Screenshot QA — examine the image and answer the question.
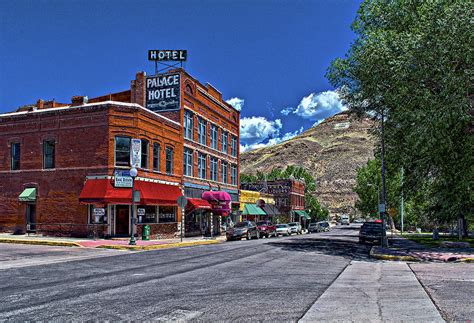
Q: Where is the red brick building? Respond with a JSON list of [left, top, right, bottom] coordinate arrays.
[[0, 68, 239, 238]]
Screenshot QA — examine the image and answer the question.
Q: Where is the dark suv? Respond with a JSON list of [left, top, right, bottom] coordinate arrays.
[[226, 221, 259, 241], [359, 222, 383, 244]]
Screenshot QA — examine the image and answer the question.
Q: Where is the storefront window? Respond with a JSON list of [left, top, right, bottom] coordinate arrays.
[[138, 205, 157, 223], [159, 206, 176, 223], [89, 206, 108, 224], [115, 136, 130, 166]]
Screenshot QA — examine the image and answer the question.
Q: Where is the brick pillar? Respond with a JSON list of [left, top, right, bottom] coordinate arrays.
[[131, 71, 146, 108]]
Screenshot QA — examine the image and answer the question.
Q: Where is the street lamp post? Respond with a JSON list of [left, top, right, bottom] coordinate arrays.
[[129, 167, 138, 245]]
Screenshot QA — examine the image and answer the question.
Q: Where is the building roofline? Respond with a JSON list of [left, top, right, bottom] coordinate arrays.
[[0, 101, 181, 127]]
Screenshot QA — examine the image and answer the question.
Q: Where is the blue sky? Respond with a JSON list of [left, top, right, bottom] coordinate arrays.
[[0, 0, 361, 151]]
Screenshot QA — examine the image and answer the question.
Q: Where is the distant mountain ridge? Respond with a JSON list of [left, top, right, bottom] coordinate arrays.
[[240, 112, 376, 216]]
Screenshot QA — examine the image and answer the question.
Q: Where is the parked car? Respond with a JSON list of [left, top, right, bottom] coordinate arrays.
[[317, 221, 331, 232], [340, 214, 350, 225], [275, 224, 291, 236], [226, 221, 259, 241], [359, 222, 383, 244], [256, 221, 277, 238], [288, 222, 302, 235], [308, 222, 319, 233]]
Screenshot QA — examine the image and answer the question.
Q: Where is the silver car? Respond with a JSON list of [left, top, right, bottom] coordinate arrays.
[[275, 224, 291, 236], [288, 222, 302, 234]]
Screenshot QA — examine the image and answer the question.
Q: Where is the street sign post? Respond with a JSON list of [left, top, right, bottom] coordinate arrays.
[[177, 196, 188, 242]]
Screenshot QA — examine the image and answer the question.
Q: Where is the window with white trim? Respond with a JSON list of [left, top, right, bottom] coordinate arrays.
[[210, 157, 218, 181], [184, 148, 193, 176], [184, 110, 194, 140], [198, 153, 207, 179]]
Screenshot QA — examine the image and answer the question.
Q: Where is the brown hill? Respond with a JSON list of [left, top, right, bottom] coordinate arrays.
[[240, 112, 376, 216]]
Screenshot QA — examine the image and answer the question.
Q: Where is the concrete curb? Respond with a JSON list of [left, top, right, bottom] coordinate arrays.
[[96, 239, 221, 251], [369, 246, 421, 262], [0, 238, 82, 248], [457, 257, 474, 263]]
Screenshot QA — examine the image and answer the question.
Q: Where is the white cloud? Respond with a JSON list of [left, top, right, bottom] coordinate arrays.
[[226, 97, 244, 111], [280, 106, 294, 116], [280, 90, 347, 121], [240, 116, 282, 145], [240, 126, 304, 152]]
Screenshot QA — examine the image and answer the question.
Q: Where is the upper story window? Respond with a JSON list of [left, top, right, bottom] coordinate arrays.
[[166, 147, 174, 175], [10, 142, 20, 170], [153, 143, 160, 171], [184, 110, 194, 140], [115, 136, 130, 167], [231, 164, 238, 185], [198, 118, 207, 145], [210, 157, 218, 182], [184, 148, 193, 176], [221, 131, 228, 153], [231, 135, 238, 157], [211, 125, 218, 150], [141, 139, 149, 169], [221, 161, 228, 183], [43, 139, 55, 169], [198, 153, 207, 179]]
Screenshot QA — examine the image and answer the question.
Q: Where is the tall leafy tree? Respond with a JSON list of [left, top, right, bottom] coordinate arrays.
[[328, 1, 473, 235]]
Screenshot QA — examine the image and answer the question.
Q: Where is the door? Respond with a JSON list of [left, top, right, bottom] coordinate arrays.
[[26, 204, 36, 232], [115, 206, 129, 236]]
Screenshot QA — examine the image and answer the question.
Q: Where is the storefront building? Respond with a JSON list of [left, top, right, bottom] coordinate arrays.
[[0, 67, 240, 239], [0, 99, 183, 238]]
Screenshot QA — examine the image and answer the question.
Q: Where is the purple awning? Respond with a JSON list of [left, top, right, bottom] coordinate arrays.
[[202, 191, 231, 215]]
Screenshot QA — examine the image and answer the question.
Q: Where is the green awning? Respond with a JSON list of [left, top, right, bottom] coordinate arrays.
[[19, 188, 36, 202], [294, 210, 311, 220], [242, 204, 266, 216]]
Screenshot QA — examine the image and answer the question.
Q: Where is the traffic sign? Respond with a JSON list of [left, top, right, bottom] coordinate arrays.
[[177, 195, 188, 208]]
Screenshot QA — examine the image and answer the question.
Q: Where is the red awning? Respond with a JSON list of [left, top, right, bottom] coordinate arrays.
[[79, 179, 181, 205], [186, 198, 212, 211]]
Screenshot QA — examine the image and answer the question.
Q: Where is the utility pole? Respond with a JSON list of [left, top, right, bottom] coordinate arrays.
[[380, 108, 388, 248], [400, 167, 404, 235]]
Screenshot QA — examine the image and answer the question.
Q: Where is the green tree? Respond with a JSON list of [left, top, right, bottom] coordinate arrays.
[[328, 0, 473, 235]]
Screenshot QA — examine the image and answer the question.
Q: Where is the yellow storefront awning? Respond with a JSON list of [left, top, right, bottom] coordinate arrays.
[[19, 188, 36, 202]]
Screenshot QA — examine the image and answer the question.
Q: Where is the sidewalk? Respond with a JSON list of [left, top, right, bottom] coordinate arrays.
[[371, 235, 474, 262], [0, 233, 224, 251], [300, 261, 444, 322]]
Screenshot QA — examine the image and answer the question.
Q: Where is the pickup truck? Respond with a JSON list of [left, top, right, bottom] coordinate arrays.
[[256, 221, 277, 238]]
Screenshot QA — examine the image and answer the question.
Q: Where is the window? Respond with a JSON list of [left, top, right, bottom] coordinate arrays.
[[43, 139, 55, 169], [153, 143, 160, 171], [221, 131, 228, 153], [138, 205, 157, 223], [159, 206, 176, 223], [231, 164, 238, 185], [210, 157, 218, 181], [198, 153, 207, 179], [88, 206, 108, 224], [184, 110, 194, 140], [211, 125, 218, 150], [166, 147, 174, 174], [141, 139, 149, 169], [115, 136, 130, 166], [221, 161, 228, 183], [198, 118, 207, 145], [231, 136, 238, 157], [184, 148, 193, 176], [10, 142, 20, 170]]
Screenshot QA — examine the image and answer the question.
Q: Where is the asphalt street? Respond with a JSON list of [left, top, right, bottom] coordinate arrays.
[[0, 225, 371, 321]]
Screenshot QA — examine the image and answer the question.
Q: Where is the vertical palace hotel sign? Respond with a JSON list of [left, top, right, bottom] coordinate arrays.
[[146, 50, 187, 112]]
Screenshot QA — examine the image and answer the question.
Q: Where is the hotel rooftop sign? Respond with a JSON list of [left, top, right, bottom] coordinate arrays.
[[148, 50, 187, 61]]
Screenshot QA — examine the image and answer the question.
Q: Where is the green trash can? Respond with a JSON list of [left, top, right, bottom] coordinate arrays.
[[142, 224, 150, 241]]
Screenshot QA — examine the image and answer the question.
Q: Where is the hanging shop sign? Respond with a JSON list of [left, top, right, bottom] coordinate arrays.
[[148, 50, 187, 61], [114, 169, 133, 188], [130, 139, 142, 168], [146, 73, 181, 112]]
